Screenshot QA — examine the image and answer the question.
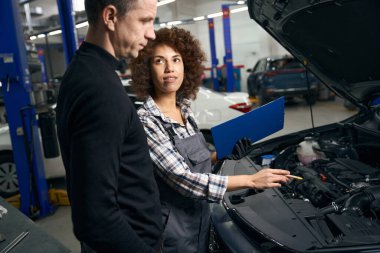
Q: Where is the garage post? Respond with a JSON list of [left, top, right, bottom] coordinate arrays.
[[0, 1, 52, 217]]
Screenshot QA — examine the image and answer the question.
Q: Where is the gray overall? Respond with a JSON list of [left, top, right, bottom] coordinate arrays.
[[156, 116, 212, 253]]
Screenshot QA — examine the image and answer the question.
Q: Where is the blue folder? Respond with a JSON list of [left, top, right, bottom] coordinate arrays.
[[211, 96, 285, 159]]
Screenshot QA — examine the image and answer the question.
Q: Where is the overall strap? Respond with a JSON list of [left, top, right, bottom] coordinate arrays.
[[187, 116, 199, 132], [161, 116, 199, 145], [162, 122, 177, 145]]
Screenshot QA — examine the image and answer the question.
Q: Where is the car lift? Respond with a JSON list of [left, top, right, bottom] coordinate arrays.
[[208, 4, 237, 92], [57, 0, 78, 65], [0, 1, 53, 217], [0, 0, 79, 218], [0, 0, 78, 218]]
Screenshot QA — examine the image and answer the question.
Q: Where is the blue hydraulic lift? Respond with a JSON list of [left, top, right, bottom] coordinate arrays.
[[222, 5, 235, 92], [0, 1, 52, 217], [57, 0, 78, 65], [208, 18, 219, 91], [207, 4, 237, 92]]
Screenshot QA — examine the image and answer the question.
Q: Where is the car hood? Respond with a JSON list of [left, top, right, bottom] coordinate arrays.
[[247, 0, 380, 108]]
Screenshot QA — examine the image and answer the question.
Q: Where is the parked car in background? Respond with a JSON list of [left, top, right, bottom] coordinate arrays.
[[211, 0, 380, 252], [190, 87, 252, 151], [0, 82, 251, 197], [247, 55, 320, 105]]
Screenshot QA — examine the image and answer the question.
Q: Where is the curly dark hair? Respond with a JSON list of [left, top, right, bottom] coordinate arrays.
[[130, 27, 207, 101]]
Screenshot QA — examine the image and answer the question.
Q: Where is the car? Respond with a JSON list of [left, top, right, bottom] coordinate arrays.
[[0, 123, 66, 198], [210, 0, 380, 253], [0, 83, 251, 197], [247, 55, 320, 105]]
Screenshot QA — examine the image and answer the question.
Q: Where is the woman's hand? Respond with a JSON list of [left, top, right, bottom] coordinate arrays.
[[227, 168, 290, 191]]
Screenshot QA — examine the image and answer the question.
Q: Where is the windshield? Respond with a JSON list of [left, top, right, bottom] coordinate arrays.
[[269, 58, 304, 70]]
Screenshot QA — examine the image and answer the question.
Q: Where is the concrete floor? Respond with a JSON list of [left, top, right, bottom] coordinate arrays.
[[33, 97, 357, 253]]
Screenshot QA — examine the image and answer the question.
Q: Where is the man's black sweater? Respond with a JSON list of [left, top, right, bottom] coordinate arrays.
[[56, 42, 162, 253]]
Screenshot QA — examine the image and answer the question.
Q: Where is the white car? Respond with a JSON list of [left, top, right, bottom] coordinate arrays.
[[0, 124, 66, 197], [0, 87, 251, 197], [191, 87, 252, 151]]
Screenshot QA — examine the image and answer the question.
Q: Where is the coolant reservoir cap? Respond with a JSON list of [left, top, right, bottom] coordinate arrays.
[[261, 154, 275, 166]]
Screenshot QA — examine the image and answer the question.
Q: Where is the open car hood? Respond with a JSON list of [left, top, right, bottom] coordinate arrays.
[[247, 0, 380, 108]]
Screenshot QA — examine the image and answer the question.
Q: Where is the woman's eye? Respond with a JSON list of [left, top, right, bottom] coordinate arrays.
[[155, 58, 165, 64], [173, 58, 181, 63]]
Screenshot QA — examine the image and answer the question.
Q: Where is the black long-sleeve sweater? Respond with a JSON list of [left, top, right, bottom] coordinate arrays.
[[56, 42, 162, 253]]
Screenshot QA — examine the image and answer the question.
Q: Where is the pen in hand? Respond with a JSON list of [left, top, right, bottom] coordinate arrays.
[[286, 175, 303, 180]]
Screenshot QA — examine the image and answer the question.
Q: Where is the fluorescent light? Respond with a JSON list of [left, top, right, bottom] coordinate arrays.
[[157, 0, 175, 6], [73, 0, 85, 12], [231, 6, 248, 13], [48, 30, 62, 36], [237, 1, 245, 4], [167, 20, 182, 26], [37, 34, 46, 38], [30, 35, 37, 40], [207, 12, 223, 18], [76, 21, 88, 28], [193, 16, 205, 21]]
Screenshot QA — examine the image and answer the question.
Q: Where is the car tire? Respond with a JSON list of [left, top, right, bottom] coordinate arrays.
[[0, 151, 19, 198], [247, 80, 256, 97], [202, 131, 216, 152], [258, 89, 269, 106]]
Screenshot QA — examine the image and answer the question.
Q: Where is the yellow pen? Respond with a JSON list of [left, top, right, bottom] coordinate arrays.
[[286, 175, 303, 180]]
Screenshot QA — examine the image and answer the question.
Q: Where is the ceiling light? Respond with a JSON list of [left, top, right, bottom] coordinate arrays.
[[237, 1, 246, 4], [30, 35, 37, 40], [207, 12, 223, 18], [230, 6, 248, 13], [37, 34, 46, 38], [167, 20, 182, 26], [193, 16, 205, 21], [76, 21, 88, 28], [157, 0, 176, 7], [72, 0, 85, 12], [48, 30, 62, 36]]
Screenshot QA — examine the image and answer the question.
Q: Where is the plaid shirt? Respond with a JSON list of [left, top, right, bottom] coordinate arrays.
[[137, 96, 228, 202]]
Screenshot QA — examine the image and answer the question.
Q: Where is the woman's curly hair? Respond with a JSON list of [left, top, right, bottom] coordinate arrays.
[[130, 27, 206, 101]]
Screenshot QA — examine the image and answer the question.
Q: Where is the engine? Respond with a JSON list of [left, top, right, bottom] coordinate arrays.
[[273, 134, 380, 220]]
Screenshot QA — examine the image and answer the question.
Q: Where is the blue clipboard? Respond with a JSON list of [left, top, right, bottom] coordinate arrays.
[[211, 96, 285, 159]]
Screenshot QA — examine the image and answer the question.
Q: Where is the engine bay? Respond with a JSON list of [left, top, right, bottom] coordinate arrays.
[[249, 122, 380, 246]]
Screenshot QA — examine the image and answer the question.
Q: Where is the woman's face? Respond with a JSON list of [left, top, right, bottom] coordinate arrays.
[[150, 44, 184, 96]]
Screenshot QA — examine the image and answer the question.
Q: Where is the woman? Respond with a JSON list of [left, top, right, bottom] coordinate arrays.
[[130, 27, 290, 253]]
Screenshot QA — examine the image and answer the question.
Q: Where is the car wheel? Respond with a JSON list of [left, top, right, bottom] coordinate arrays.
[[247, 80, 256, 97], [0, 151, 19, 198], [202, 131, 216, 152], [258, 89, 269, 106]]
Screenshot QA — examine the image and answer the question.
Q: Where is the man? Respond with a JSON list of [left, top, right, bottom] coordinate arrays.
[[56, 0, 162, 252]]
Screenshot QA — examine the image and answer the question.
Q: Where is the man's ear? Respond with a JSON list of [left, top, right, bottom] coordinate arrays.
[[102, 5, 118, 31]]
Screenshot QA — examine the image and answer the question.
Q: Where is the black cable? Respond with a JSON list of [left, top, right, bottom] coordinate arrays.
[[305, 68, 316, 136]]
